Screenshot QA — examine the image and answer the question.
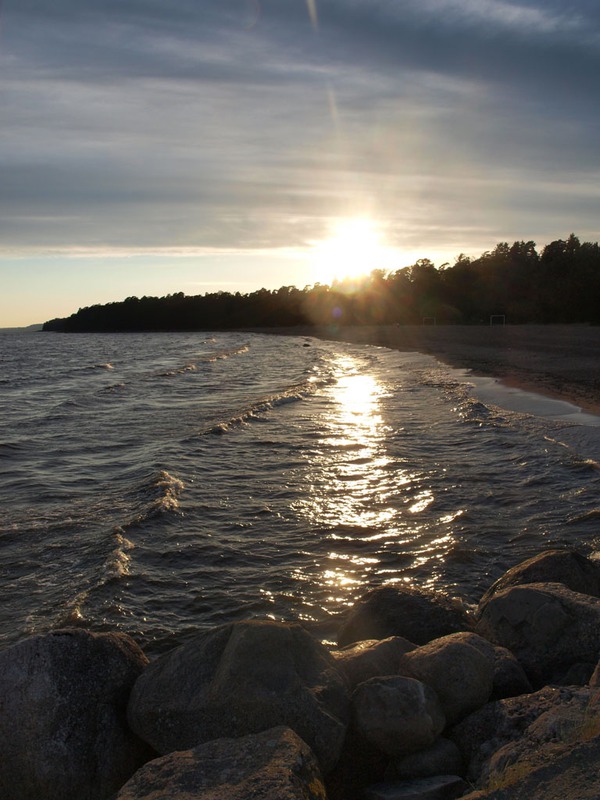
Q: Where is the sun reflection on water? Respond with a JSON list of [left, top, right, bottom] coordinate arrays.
[[294, 355, 462, 609]]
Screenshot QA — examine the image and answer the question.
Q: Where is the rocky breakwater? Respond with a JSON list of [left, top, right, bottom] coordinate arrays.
[[2, 549, 600, 800]]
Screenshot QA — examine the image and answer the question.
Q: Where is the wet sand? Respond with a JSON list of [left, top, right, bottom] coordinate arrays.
[[271, 325, 600, 415]]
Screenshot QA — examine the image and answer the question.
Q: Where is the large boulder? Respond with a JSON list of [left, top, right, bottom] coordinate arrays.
[[455, 686, 600, 799], [332, 636, 417, 689], [398, 633, 494, 724], [476, 582, 600, 685], [460, 737, 600, 800], [352, 676, 446, 756], [479, 549, 600, 607], [127, 620, 349, 773], [450, 685, 592, 785], [337, 586, 472, 648], [433, 631, 531, 701], [114, 726, 327, 800], [0, 629, 151, 800]]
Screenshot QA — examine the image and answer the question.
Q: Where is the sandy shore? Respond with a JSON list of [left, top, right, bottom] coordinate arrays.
[[264, 325, 600, 415]]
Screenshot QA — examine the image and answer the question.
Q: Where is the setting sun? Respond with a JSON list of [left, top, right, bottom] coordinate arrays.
[[310, 218, 393, 286]]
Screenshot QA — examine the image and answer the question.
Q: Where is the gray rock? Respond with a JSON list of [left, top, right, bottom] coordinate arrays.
[[0, 629, 151, 800], [399, 633, 494, 724], [114, 726, 327, 800], [479, 549, 600, 608], [450, 685, 592, 785], [127, 620, 349, 773], [338, 586, 472, 648], [352, 676, 446, 756], [390, 738, 464, 780], [440, 632, 531, 700], [332, 636, 417, 689], [364, 775, 470, 800], [459, 729, 600, 799], [476, 582, 600, 685]]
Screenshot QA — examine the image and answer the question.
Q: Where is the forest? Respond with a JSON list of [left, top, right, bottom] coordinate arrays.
[[43, 234, 600, 332]]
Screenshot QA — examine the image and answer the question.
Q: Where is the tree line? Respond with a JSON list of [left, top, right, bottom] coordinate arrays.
[[43, 234, 600, 332]]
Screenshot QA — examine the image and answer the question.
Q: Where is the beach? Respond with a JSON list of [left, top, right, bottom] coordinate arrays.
[[291, 324, 600, 416]]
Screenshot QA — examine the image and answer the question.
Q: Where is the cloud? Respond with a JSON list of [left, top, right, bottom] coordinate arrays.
[[1, 0, 599, 265]]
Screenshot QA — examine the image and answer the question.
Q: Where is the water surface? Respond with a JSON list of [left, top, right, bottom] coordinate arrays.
[[1, 329, 599, 654]]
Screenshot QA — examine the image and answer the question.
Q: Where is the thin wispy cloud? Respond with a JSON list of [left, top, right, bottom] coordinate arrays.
[[0, 0, 599, 324]]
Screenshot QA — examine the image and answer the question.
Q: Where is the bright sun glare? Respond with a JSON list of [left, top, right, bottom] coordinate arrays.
[[310, 218, 392, 286]]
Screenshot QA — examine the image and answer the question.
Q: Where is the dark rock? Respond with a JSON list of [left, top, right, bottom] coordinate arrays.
[[332, 636, 417, 689], [364, 775, 470, 800], [476, 582, 600, 685], [399, 633, 494, 724], [389, 738, 464, 781], [127, 619, 349, 773], [114, 726, 327, 799], [326, 727, 389, 800], [489, 646, 532, 700], [449, 685, 592, 785], [459, 730, 600, 799], [554, 661, 596, 686], [439, 632, 531, 700], [338, 585, 473, 648], [0, 629, 151, 800], [352, 675, 446, 756], [589, 661, 600, 688], [479, 549, 600, 608]]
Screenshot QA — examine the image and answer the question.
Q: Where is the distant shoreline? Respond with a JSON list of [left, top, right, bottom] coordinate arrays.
[[254, 324, 600, 416]]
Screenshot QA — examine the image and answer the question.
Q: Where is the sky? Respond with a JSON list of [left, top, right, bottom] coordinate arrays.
[[1, 0, 599, 326]]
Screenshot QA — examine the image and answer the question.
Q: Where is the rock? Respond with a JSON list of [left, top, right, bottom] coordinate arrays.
[[338, 586, 472, 648], [389, 738, 464, 780], [479, 549, 600, 608], [438, 631, 531, 700], [480, 688, 594, 787], [364, 775, 470, 800], [399, 633, 494, 724], [476, 582, 600, 685], [332, 636, 417, 689], [127, 620, 349, 773], [0, 629, 151, 800], [489, 646, 532, 700], [589, 661, 600, 688], [352, 676, 446, 756], [114, 726, 327, 800], [556, 661, 595, 686], [450, 685, 593, 785], [459, 729, 600, 799], [326, 727, 389, 800]]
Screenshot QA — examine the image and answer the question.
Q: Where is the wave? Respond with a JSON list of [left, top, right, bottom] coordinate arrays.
[[0, 442, 25, 459], [158, 363, 198, 377], [153, 345, 249, 378], [79, 362, 114, 372], [149, 470, 185, 513], [200, 344, 250, 363], [199, 375, 331, 436], [115, 469, 186, 533], [102, 529, 135, 580]]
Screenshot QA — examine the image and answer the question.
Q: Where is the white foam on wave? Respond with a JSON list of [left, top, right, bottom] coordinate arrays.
[[158, 363, 198, 377], [202, 344, 250, 363], [151, 470, 185, 512], [201, 376, 329, 436], [103, 529, 135, 579]]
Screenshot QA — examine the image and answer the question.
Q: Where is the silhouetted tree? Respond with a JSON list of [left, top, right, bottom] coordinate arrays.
[[42, 235, 600, 332]]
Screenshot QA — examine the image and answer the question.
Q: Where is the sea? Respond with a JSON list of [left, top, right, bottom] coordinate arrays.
[[1, 329, 599, 656]]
